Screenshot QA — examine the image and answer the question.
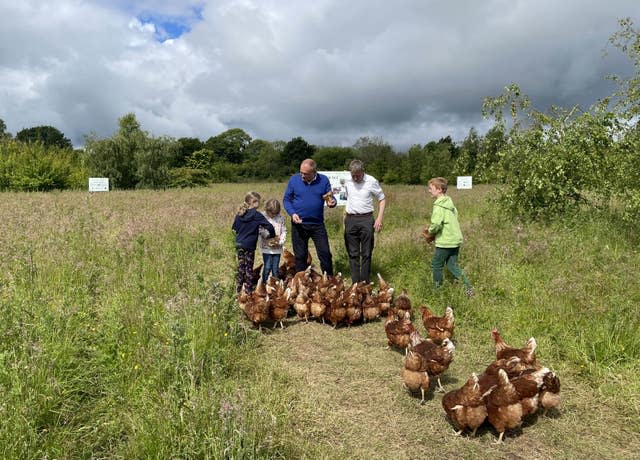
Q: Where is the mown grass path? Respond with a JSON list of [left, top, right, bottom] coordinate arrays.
[[255, 316, 639, 459]]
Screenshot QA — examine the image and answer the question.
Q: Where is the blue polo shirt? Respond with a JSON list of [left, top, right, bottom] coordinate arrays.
[[283, 173, 332, 225]]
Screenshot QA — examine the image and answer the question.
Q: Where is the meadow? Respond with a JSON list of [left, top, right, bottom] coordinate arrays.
[[0, 183, 638, 459]]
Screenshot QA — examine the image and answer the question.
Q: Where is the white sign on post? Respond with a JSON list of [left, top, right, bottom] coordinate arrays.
[[456, 176, 473, 190], [318, 171, 350, 206], [89, 177, 109, 192]]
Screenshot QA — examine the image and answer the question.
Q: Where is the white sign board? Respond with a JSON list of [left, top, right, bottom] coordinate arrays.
[[319, 171, 350, 206], [456, 176, 473, 190], [89, 177, 109, 192]]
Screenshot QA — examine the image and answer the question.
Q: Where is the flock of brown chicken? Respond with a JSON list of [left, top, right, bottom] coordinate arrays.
[[236, 249, 561, 444]]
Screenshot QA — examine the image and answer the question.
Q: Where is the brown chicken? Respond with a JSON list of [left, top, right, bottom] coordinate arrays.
[[492, 329, 537, 365], [408, 330, 455, 392], [401, 366, 430, 404], [394, 289, 412, 318], [539, 370, 561, 416], [375, 273, 394, 315], [483, 368, 523, 444], [384, 309, 415, 353], [268, 284, 291, 329], [420, 305, 455, 343], [293, 281, 310, 322], [324, 293, 347, 328], [478, 356, 536, 394], [361, 292, 379, 322], [442, 373, 487, 436], [309, 288, 327, 322], [242, 281, 271, 330]]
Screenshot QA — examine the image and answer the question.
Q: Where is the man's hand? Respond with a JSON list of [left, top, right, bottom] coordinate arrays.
[[374, 218, 383, 232], [292, 213, 302, 224]]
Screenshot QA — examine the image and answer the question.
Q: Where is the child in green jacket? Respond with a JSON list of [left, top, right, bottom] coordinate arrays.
[[425, 177, 473, 297]]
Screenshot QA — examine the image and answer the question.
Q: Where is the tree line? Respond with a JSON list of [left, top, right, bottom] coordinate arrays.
[[2, 18, 640, 225], [0, 112, 500, 190]]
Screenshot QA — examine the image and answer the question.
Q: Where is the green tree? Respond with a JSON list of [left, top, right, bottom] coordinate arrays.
[[85, 113, 177, 189], [282, 137, 316, 173], [454, 127, 481, 176], [242, 140, 287, 179], [135, 136, 179, 189], [313, 146, 353, 170], [16, 125, 72, 149], [85, 114, 140, 188], [0, 118, 11, 140], [175, 137, 204, 167], [205, 128, 252, 164], [419, 141, 453, 183], [352, 137, 395, 180], [0, 140, 86, 191]]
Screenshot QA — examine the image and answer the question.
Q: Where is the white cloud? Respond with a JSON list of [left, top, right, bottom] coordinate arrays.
[[0, 0, 638, 149]]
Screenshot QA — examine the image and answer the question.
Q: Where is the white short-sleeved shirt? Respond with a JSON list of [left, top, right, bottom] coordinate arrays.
[[344, 174, 385, 214]]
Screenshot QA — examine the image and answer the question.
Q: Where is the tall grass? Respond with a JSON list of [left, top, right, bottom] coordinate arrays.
[[0, 184, 638, 457]]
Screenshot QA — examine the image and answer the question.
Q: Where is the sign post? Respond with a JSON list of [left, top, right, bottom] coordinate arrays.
[[88, 177, 109, 192], [456, 176, 473, 190]]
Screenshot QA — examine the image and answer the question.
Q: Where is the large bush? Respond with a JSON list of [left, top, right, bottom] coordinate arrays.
[[0, 140, 87, 191]]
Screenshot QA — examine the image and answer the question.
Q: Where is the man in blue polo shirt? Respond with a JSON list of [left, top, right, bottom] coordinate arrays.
[[283, 158, 337, 275]]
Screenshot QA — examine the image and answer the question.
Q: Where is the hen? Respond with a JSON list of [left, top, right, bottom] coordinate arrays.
[[361, 292, 380, 322], [384, 309, 415, 353], [539, 370, 561, 416], [491, 329, 537, 365], [375, 273, 394, 315], [408, 330, 455, 392], [401, 366, 430, 404], [420, 305, 455, 343], [442, 372, 487, 436], [309, 288, 327, 322], [483, 368, 523, 444], [394, 289, 412, 318], [324, 291, 347, 328], [477, 356, 535, 394], [267, 283, 290, 329]]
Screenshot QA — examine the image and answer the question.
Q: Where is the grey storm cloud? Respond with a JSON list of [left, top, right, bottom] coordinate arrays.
[[1, 0, 638, 150]]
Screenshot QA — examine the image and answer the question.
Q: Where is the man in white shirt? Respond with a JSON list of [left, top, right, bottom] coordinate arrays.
[[343, 159, 386, 283]]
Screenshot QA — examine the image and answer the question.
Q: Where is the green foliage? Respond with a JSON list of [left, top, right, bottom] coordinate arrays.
[[167, 167, 210, 188], [135, 136, 179, 189], [312, 146, 353, 170], [16, 125, 72, 150], [0, 140, 87, 191], [419, 140, 455, 183], [241, 140, 288, 180], [282, 137, 316, 173], [352, 136, 395, 180], [85, 113, 178, 189], [0, 118, 11, 140], [205, 128, 252, 164], [175, 137, 205, 167]]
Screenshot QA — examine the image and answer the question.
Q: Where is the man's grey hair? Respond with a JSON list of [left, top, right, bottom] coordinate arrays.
[[349, 159, 364, 173]]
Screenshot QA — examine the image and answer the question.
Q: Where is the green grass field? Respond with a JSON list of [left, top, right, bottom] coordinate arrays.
[[0, 184, 638, 458]]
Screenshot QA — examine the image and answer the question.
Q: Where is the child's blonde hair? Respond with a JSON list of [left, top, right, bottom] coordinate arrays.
[[264, 198, 281, 216], [237, 191, 261, 216], [428, 177, 448, 193]]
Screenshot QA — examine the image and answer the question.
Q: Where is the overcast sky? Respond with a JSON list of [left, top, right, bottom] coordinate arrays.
[[1, 1, 639, 151]]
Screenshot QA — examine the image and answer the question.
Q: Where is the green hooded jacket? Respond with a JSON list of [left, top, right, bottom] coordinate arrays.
[[428, 195, 463, 248]]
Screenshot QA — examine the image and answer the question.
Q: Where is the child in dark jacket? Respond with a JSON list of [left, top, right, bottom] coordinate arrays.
[[232, 191, 275, 293]]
